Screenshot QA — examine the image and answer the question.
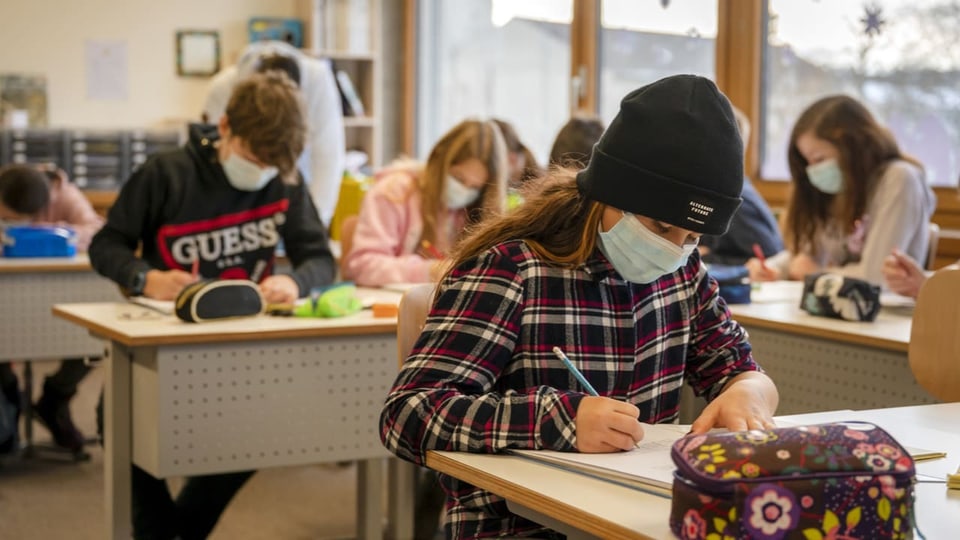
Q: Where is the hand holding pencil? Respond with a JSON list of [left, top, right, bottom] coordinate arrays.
[[552, 347, 645, 452], [746, 243, 780, 282]]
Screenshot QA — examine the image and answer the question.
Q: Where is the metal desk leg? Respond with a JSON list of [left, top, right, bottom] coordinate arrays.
[[387, 457, 416, 540], [357, 457, 385, 540], [105, 341, 132, 539]]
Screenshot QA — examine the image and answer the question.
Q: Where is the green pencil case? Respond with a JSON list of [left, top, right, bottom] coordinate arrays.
[[294, 283, 363, 318]]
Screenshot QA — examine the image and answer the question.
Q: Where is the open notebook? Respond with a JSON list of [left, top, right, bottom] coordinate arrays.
[[508, 420, 948, 496], [509, 423, 690, 497], [129, 297, 175, 315]]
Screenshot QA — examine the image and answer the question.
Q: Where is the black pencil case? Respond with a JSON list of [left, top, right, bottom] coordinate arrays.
[[800, 272, 880, 322], [174, 279, 265, 323]]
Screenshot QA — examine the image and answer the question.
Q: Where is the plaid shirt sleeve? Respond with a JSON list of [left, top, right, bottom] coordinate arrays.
[[684, 261, 759, 401], [379, 247, 584, 466]]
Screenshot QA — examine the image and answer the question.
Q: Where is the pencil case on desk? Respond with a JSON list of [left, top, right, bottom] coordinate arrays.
[[1, 225, 77, 257], [800, 272, 880, 322], [669, 421, 916, 539], [707, 264, 751, 305], [294, 283, 363, 318], [175, 279, 265, 323]]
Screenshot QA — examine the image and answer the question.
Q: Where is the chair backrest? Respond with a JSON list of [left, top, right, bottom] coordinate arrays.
[[338, 214, 359, 278], [908, 266, 960, 401], [397, 283, 437, 368], [925, 222, 940, 271]]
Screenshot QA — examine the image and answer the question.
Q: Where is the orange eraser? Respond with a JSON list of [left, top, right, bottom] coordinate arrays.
[[371, 303, 399, 318]]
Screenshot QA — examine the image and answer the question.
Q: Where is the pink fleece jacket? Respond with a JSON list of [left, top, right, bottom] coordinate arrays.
[[343, 165, 467, 287], [34, 179, 105, 252]]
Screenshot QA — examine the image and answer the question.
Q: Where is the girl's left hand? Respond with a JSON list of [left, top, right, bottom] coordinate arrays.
[[259, 275, 299, 304], [690, 373, 778, 434]]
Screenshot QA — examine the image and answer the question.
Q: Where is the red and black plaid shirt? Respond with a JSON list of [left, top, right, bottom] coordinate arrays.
[[380, 240, 758, 538]]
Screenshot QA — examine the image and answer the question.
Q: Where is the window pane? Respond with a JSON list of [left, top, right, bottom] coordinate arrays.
[[599, 0, 717, 123], [416, 0, 571, 164], [763, 0, 960, 186]]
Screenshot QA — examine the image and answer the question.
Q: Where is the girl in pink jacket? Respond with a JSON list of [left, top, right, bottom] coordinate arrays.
[[344, 119, 509, 286]]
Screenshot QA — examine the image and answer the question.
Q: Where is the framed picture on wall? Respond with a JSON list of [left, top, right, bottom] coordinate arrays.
[[176, 30, 220, 77]]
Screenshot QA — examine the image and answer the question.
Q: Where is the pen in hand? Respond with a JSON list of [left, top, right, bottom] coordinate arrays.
[[552, 347, 644, 449], [552, 346, 599, 396], [420, 240, 444, 259], [752, 243, 770, 271]]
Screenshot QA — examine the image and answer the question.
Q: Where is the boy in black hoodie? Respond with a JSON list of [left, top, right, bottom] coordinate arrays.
[[89, 72, 336, 539]]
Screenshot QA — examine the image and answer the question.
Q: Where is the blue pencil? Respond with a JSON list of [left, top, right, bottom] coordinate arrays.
[[552, 346, 599, 396]]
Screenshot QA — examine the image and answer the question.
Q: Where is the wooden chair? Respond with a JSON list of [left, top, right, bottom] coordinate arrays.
[[909, 266, 960, 401], [925, 223, 940, 271], [389, 283, 443, 538], [397, 283, 436, 368], [337, 214, 359, 278]]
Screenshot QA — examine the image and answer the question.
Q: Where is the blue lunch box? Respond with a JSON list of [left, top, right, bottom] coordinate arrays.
[[1, 225, 78, 257]]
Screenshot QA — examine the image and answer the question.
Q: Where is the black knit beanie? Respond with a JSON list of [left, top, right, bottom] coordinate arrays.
[[576, 74, 743, 235]]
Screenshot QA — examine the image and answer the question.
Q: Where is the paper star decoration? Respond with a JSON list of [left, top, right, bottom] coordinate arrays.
[[861, 3, 885, 37]]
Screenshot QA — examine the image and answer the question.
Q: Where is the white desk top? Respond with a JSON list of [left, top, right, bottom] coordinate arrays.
[[0, 253, 92, 273], [52, 287, 403, 347], [428, 403, 960, 540], [728, 282, 912, 353]]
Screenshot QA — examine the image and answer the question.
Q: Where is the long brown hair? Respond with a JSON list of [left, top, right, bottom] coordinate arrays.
[[445, 168, 605, 279], [420, 119, 508, 249], [785, 95, 921, 254]]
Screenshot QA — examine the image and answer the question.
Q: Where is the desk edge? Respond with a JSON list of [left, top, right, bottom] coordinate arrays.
[[426, 451, 655, 540]]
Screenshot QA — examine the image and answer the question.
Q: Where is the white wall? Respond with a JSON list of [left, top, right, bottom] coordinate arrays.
[[0, 0, 297, 128]]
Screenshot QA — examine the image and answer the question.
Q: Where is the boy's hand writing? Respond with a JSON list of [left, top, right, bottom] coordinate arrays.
[[143, 269, 196, 300], [574, 396, 644, 453], [259, 275, 299, 304]]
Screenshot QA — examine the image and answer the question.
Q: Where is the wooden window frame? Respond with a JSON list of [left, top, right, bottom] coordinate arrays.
[[401, 0, 959, 264]]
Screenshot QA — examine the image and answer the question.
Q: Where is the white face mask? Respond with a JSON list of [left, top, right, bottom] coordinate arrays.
[[222, 153, 278, 192], [597, 212, 698, 284], [445, 175, 482, 209]]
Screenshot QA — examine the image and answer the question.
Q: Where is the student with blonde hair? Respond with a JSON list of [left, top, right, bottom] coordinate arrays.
[[343, 119, 509, 286], [747, 95, 935, 285]]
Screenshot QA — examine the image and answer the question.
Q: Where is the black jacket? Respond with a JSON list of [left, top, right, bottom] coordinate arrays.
[[89, 124, 335, 295]]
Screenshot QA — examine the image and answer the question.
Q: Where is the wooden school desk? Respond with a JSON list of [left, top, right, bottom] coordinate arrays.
[[726, 281, 935, 414], [53, 291, 411, 540], [0, 254, 119, 362], [426, 402, 960, 540]]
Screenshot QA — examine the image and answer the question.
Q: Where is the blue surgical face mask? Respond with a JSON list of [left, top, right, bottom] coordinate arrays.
[[445, 175, 481, 209], [806, 158, 844, 194], [597, 212, 698, 284], [222, 153, 278, 192]]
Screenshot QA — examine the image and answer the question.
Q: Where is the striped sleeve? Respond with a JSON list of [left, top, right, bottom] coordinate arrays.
[[379, 247, 583, 465]]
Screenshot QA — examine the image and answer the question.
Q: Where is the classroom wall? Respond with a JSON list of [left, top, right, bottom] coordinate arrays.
[[0, 0, 297, 128]]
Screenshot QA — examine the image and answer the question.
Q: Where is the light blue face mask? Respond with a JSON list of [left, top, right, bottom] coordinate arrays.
[[597, 212, 698, 284], [806, 158, 844, 194]]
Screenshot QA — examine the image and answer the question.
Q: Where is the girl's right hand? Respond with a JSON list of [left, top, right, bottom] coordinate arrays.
[[746, 257, 780, 281], [882, 249, 926, 298], [143, 269, 197, 300], [574, 396, 644, 453]]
